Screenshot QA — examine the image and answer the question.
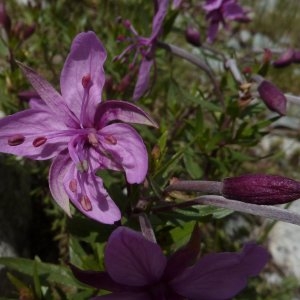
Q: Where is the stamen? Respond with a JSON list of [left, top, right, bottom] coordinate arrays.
[[8, 134, 25, 146], [76, 160, 89, 172], [33, 136, 47, 147], [69, 179, 77, 193], [80, 195, 92, 211], [88, 133, 98, 146], [104, 135, 117, 145], [82, 74, 91, 89]]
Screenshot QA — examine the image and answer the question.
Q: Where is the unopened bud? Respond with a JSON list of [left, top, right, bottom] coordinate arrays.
[[293, 51, 300, 63], [222, 174, 300, 205], [185, 26, 201, 47], [257, 79, 287, 115], [0, 1, 11, 32], [273, 49, 294, 68], [12, 22, 35, 41]]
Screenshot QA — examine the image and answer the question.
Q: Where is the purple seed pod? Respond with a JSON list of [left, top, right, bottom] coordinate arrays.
[[273, 49, 294, 68], [257, 80, 287, 115], [185, 26, 201, 47], [222, 174, 300, 204]]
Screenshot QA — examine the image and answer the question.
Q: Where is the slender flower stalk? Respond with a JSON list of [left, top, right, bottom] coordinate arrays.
[[70, 226, 268, 299], [157, 41, 224, 105], [0, 31, 157, 224]]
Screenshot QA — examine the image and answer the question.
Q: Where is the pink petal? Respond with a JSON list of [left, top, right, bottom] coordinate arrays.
[[0, 109, 68, 160], [151, 0, 169, 40], [170, 243, 268, 300], [223, 1, 249, 21], [49, 152, 71, 216], [133, 58, 153, 101], [63, 163, 121, 224], [17, 61, 78, 128], [105, 227, 167, 286], [94, 100, 158, 128], [98, 123, 148, 184], [60, 31, 106, 125], [203, 0, 223, 12]]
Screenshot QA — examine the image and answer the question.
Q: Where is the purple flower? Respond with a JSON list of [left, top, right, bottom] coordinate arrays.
[[71, 226, 268, 299], [116, 0, 169, 101], [203, 0, 250, 43], [222, 174, 300, 204], [0, 31, 157, 224]]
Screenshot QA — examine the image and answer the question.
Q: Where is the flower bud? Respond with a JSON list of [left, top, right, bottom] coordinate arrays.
[[0, 1, 11, 32], [273, 49, 294, 68], [185, 26, 201, 47], [293, 50, 300, 63], [222, 174, 300, 204], [257, 80, 287, 115]]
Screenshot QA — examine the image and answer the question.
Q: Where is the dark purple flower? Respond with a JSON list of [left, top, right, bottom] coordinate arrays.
[[71, 226, 268, 299], [185, 26, 201, 47], [222, 174, 300, 204], [116, 1, 168, 101], [257, 79, 287, 115], [203, 0, 250, 43], [0, 31, 157, 224]]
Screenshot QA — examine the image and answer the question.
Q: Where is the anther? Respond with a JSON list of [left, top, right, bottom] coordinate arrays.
[[8, 134, 25, 146], [33, 136, 47, 147], [82, 74, 91, 89], [88, 133, 98, 147], [80, 195, 92, 211], [104, 135, 117, 145], [69, 179, 77, 193]]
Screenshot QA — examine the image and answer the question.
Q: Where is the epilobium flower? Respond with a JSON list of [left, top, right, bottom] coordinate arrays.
[[257, 79, 287, 115], [222, 174, 300, 204], [0, 31, 157, 224], [115, 0, 168, 100], [203, 0, 250, 43], [71, 226, 268, 299]]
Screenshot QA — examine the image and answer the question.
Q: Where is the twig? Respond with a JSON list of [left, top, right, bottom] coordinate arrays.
[[157, 41, 225, 105]]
